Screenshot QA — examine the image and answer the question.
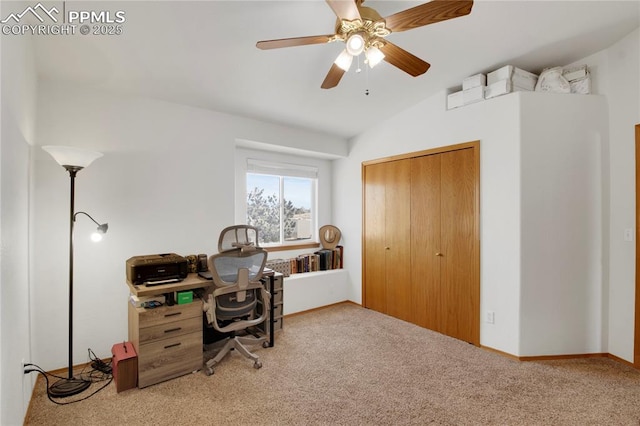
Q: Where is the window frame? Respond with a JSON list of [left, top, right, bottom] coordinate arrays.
[[246, 170, 318, 246], [235, 148, 330, 250]]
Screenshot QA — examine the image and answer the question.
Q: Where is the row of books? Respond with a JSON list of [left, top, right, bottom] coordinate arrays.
[[290, 246, 343, 274]]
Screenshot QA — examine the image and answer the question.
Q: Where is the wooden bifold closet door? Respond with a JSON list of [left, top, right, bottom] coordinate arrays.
[[363, 142, 479, 346], [363, 159, 412, 323]]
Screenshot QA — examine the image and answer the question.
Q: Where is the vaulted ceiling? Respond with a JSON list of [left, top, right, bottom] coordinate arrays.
[[34, 1, 639, 139]]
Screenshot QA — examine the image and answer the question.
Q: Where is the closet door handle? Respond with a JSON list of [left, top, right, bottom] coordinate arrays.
[[436, 252, 443, 257], [385, 247, 390, 250]]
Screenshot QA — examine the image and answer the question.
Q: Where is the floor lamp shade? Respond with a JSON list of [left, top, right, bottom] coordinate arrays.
[[42, 145, 103, 169]]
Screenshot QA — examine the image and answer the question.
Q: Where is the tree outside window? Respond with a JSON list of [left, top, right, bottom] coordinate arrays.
[[246, 173, 314, 245]]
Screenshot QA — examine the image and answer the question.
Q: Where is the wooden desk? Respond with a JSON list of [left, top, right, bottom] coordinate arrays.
[[126, 272, 282, 388], [126, 273, 213, 297], [127, 274, 212, 388]]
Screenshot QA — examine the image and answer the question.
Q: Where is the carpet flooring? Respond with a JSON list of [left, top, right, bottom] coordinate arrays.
[[24, 303, 640, 425]]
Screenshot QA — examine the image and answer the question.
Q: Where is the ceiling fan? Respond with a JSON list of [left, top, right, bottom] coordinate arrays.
[[256, 0, 474, 89]]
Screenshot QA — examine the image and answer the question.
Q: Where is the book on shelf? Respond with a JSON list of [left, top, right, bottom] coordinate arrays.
[[284, 245, 344, 275]]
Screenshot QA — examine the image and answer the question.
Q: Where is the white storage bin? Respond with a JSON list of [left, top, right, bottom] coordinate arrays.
[[485, 79, 529, 99], [447, 90, 464, 110], [462, 86, 485, 105], [462, 73, 486, 90], [488, 65, 538, 91]]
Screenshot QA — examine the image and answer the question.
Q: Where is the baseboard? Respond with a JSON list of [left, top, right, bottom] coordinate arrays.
[[480, 345, 520, 360], [518, 353, 608, 362], [607, 352, 636, 368], [481, 345, 637, 370], [283, 300, 360, 318]]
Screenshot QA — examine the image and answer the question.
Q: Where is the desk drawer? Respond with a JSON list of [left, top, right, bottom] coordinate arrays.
[[138, 301, 200, 328], [139, 315, 201, 344], [137, 331, 202, 388]]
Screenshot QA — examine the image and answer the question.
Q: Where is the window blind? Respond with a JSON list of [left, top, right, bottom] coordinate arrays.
[[247, 158, 318, 179]]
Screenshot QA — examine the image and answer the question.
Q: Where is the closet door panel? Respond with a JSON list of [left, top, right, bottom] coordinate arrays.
[[363, 162, 388, 313], [410, 154, 442, 330], [384, 160, 412, 322], [440, 148, 479, 345]]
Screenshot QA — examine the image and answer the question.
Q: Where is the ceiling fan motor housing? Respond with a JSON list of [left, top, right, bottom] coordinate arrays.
[[335, 5, 390, 52]]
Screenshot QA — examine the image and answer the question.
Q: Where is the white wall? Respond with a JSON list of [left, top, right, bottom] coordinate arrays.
[[334, 91, 524, 355], [519, 94, 608, 356], [604, 27, 640, 361], [0, 25, 37, 425], [334, 27, 640, 361], [565, 27, 640, 360], [31, 81, 347, 371]]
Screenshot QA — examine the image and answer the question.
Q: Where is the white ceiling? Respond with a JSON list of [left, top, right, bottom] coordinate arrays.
[[34, 1, 639, 139]]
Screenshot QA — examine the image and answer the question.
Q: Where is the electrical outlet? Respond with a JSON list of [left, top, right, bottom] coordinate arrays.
[[486, 311, 495, 324]]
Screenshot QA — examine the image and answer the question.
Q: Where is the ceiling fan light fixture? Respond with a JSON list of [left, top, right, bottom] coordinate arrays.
[[365, 46, 385, 68], [334, 49, 353, 71], [345, 33, 365, 56]]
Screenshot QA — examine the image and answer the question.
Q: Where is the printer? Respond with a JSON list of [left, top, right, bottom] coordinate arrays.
[[126, 253, 188, 285]]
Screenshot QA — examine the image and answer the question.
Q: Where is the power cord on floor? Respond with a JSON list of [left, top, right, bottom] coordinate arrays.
[[89, 348, 112, 375], [24, 348, 113, 405]]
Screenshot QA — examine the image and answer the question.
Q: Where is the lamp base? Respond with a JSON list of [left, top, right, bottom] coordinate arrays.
[[49, 377, 91, 398]]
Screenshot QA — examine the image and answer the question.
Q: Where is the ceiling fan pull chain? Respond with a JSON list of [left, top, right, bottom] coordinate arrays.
[[364, 60, 369, 96], [365, 61, 370, 96]]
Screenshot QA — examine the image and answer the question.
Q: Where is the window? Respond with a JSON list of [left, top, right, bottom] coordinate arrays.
[[245, 159, 317, 246]]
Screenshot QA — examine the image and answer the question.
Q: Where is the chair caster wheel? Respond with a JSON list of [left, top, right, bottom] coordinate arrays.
[[262, 341, 269, 348], [254, 361, 262, 369], [205, 367, 214, 376]]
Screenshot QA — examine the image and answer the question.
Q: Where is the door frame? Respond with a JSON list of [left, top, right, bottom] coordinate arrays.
[[635, 124, 640, 367]]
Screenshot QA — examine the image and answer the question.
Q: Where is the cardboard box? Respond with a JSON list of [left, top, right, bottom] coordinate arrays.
[[487, 65, 538, 91], [462, 86, 485, 105], [177, 290, 193, 305], [485, 79, 529, 99], [447, 90, 463, 110], [462, 73, 486, 90]]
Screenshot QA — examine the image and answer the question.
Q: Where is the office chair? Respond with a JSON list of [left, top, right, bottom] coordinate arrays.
[[202, 225, 270, 375]]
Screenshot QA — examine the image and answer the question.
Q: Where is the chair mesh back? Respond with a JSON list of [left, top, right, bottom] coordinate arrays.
[[218, 225, 259, 252], [211, 251, 267, 285], [209, 248, 267, 320]]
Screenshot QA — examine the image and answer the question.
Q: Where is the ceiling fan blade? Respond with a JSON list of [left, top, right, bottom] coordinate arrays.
[[321, 63, 346, 89], [384, 0, 473, 33], [380, 42, 431, 77], [256, 35, 334, 50], [325, 0, 361, 21]]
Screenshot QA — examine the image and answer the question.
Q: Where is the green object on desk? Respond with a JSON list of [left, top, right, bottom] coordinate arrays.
[[177, 290, 193, 305]]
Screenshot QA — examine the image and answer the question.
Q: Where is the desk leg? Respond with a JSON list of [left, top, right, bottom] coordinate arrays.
[[268, 275, 275, 348]]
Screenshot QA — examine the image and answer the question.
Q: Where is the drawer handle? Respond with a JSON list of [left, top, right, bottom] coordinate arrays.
[[164, 327, 182, 333], [164, 342, 181, 349], [165, 312, 182, 317]]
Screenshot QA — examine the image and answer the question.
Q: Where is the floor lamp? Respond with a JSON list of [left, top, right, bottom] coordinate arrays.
[[42, 145, 108, 398]]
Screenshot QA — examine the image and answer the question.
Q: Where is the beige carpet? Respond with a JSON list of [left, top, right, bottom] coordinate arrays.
[[25, 303, 640, 425]]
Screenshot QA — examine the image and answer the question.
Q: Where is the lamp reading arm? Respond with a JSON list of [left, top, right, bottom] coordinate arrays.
[[74, 211, 108, 241]]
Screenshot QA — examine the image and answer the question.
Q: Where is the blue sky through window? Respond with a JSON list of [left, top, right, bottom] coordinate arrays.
[[247, 173, 312, 209]]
